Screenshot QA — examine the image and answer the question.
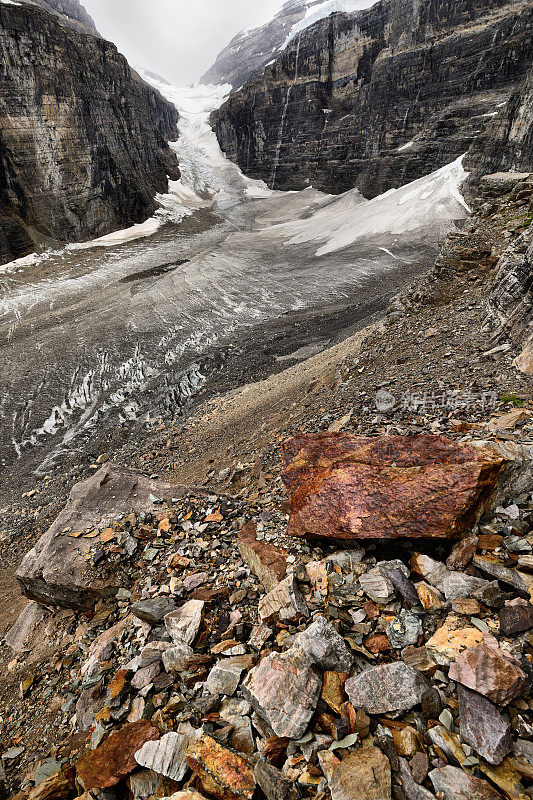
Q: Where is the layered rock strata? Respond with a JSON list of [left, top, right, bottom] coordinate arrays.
[[211, 0, 533, 195], [0, 1, 179, 264]]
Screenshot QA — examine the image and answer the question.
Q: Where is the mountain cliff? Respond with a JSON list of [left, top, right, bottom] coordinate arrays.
[[0, 1, 180, 265], [201, 0, 376, 90], [211, 0, 533, 195], [19, 0, 99, 33]]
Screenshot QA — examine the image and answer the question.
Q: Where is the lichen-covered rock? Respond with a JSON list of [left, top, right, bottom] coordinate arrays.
[[280, 433, 504, 541]]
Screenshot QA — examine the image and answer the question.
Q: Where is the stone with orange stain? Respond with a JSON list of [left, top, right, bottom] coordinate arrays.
[[76, 720, 159, 791], [321, 671, 348, 713], [426, 615, 485, 666], [186, 735, 255, 800], [238, 523, 287, 591], [281, 433, 504, 540]]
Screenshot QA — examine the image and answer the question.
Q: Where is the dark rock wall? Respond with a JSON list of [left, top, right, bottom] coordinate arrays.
[[466, 67, 533, 187], [23, 0, 99, 33], [0, 2, 179, 264], [211, 0, 533, 196]]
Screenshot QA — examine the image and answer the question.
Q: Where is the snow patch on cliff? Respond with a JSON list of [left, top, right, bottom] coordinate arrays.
[[283, 0, 379, 48]]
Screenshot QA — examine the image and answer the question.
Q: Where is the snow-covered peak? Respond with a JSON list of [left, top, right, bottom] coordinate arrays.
[[283, 0, 379, 48]]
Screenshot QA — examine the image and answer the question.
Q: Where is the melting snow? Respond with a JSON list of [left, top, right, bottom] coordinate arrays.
[[266, 155, 470, 256]]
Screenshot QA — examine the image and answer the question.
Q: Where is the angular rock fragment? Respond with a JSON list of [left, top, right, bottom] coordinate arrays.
[[135, 730, 197, 781], [186, 735, 255, 800], [429, 766, 503, 800], [386, 610, 422, 649], [449, 640, 527, 705], [360, 568, 395, 604], [473, 555, 532, 596], [281, 433, 504, 540], [16, 466, 189, 609], [398, 759, 436, 800], [76, 720, 159, 791], [219, 698, 254, 754], [205, 656, 252, 696], [388, 569, 420, 606], [238, 523, 287, 591], [443, 572, 488, 601], [410, 554, 449, 592], [26, 766, 76, 800], [345, 662, 429, 714], [416, 582, 445, 611], [446, 535, 479, 570], [164, 599, 204, 645], [426, 615, 484, 666], [131, 597, 175, 624], [320, 746, 391, 800], [242, 648, 321, 739], [499, 598, 533, 635], [458, 686, 512, 765], [258, 575, 309, 625], [254, 760, 295, 800], [292, 615, 354, 671], [162, 642, 194, 673]]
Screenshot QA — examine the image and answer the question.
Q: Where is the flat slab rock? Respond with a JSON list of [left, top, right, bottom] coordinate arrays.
[[16, 466, 199, 609], [320, 746, 391, 800], [448, 640, 527, 705], [345, 662, 429, 715], [238, 522, 288, 591], [429, 766, 503, 800], [281, 433, 504, 540], [458, 685, 512, 765], [76, 720, 159, 791], [135, 729, 199, 781]]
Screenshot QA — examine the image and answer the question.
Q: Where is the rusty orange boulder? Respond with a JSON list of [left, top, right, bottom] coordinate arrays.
[[281, 434, 504, 541], [76, 719, 160, 791]]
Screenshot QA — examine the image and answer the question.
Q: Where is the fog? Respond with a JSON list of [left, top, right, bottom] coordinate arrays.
[[81, 0, 284, 85]]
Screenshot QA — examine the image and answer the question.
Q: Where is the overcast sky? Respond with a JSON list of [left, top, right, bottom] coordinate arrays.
[[81, 0, 283, 86]]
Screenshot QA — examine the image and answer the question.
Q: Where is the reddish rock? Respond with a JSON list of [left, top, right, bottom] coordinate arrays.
[[449, 641, 527, 705], [76, 720, 159, 791], [186, 735, 255, 800], [238, 523, 287, 591], [446, 535, 479, 570], [281, 434, 503, 540], [499, 599, 533, 635]]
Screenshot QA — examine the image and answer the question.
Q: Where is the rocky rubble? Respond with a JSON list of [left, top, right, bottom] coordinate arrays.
[[1, 429, 533, 800]]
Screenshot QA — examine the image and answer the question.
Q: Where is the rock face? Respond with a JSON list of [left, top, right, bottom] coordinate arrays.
[[201, 0, 335, 90], [76, 720, 159, 791], [281, 433, 505, 541], [466, 67, 533, 189], [18, 0, 99, 33], [0, 1, 179, 264], [212, 0, 533, 194]]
